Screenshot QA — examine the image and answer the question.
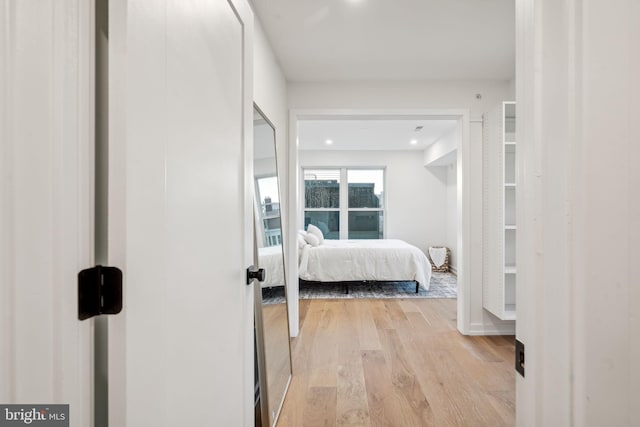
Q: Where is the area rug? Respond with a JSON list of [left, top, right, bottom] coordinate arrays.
[[261, 271, 457, 304]]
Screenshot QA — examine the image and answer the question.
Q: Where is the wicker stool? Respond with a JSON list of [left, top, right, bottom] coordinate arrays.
[[428, 246, 450, 272]]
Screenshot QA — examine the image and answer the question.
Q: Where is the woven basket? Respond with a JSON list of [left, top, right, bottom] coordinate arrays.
[[428, 246, 450, 272]]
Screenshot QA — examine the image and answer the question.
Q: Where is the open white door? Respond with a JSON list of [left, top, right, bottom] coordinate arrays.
[[107, 1, 254, 426], [0, 1, 94, 426]]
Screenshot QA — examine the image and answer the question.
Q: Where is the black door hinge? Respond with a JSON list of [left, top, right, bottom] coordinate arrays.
[[78, 265, 123, 320], [515, 339, 525, 377]]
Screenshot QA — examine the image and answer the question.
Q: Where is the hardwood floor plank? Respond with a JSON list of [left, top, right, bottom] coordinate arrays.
[[354, 300, 381, 350], [371, 302, 393, 330], [362, 350, 416, 427], [485, 390, 517, 426], [421, 348, 508, 426], [309, 302, 339, 388], [299, 298, 311, 331], [336, 364, 371, 427], [335, 301, 371, 426], [448, 338, 515, 393], [383, 300, 408, 323], [396, 299, 421, 314], [304, 386, 337, 427], [459, 335, 506, 363], [277, 298, 515, 427], [291, 299, 323, 375], [480, 335, 516, 362], [403, 302, 512, 426], [378, 328, 435, 426], [414, 300, 451, 332]]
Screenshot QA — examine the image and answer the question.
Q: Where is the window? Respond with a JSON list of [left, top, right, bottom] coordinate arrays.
[[303, 169, 340, 239], [347, 169, 384, 239], [256, 176, 282, 246], [303, 168, 385, 239]]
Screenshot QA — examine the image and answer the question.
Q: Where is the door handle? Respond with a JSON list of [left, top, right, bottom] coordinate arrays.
[[246, 265, 265, 285]]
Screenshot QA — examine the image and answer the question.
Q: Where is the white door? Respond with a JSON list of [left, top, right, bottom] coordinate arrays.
[[107, 1, 255, 426], [0, 1, 94, 426]]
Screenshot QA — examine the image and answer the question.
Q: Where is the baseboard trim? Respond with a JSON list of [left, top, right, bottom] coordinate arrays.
[[467, 322, 515, 336]]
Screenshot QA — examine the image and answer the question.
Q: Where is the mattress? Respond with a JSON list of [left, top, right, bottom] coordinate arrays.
[[258, 245, 285, 288], [298, 239, 432, 289]]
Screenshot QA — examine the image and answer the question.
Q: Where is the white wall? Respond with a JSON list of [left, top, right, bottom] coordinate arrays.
[[424, 127, 457, 166], [289, 80, 511, 113], [254, 19, 288, 203], [507, 78, 516, 100], [423, 127, 458, 272], [252, 18, 295, 333], [289, 80, 512, 334], [299, 150, 448, 253]]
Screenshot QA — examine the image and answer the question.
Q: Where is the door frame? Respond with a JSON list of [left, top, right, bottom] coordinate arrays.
[[287, 108, 472, 336], [0, 1, 95, 423]]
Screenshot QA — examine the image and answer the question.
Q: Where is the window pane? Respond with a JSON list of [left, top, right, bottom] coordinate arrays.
[[256, 176, 280, 216], [348, 169, 383, 208], [348, 211, 383, 239], [304, 211, 339, 240], [304, 169, 340, 208], [263, 216, 282, 247], [256, 176, 282, 247]]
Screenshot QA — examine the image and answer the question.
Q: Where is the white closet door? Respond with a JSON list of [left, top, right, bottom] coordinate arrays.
[[107, 0, 254, 426], [0, 1, 94, 426]]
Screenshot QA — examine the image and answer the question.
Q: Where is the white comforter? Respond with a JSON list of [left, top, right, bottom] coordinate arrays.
[[298, 239, 432, 289]]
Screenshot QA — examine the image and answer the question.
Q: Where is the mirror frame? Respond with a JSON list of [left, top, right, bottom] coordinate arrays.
[[252, 103, 293, 427]]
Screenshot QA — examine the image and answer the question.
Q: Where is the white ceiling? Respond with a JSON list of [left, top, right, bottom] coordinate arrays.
[[250, 0, 515, 82], [298, 118, 458, 151], [252, 1, 513, 152]]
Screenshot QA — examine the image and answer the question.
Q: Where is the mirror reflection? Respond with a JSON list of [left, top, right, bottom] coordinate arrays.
[[253, 105, 292, 427]]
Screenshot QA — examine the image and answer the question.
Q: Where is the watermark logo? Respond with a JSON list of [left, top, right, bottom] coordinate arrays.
[[0, 405, 68, 426]]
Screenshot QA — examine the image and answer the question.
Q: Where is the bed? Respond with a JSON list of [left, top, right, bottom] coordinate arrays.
[[258, 245, 285, 288], [298, 239, 432, 292]]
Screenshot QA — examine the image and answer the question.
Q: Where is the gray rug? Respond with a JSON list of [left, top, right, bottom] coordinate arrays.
[[261, 272, 457, 304]]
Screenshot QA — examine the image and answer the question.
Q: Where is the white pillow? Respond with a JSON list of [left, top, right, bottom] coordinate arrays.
[[307, 224, 325, 245], [303, 232, 320, 247], [317, 221, 330, 236], [297, 234, 307, 249]]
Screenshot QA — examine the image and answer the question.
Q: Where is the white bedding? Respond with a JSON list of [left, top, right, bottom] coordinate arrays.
[[298, 239, 432, 289], [258, 245, 285, 288]]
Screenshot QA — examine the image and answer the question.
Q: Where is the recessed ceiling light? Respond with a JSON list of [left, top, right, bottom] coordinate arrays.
[[325, 139, 333, 145], [410, 139, 418, 145]]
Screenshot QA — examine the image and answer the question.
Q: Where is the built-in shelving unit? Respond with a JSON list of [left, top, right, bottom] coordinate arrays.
[[483, 102, 517, 321]]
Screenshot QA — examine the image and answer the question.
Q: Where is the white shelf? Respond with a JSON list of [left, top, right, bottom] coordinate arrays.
[[502, 306, 517, 320], [483, 101, 517, 322]]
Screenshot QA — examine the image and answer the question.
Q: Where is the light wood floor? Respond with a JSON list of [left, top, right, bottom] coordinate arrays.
[[276, 298, 515, 427]]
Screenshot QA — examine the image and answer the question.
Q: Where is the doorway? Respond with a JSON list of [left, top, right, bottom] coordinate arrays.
[[286, 109, 472, 336]]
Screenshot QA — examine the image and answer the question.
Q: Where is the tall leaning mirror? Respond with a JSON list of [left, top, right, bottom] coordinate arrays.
[[253, 104, 292, 427]]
